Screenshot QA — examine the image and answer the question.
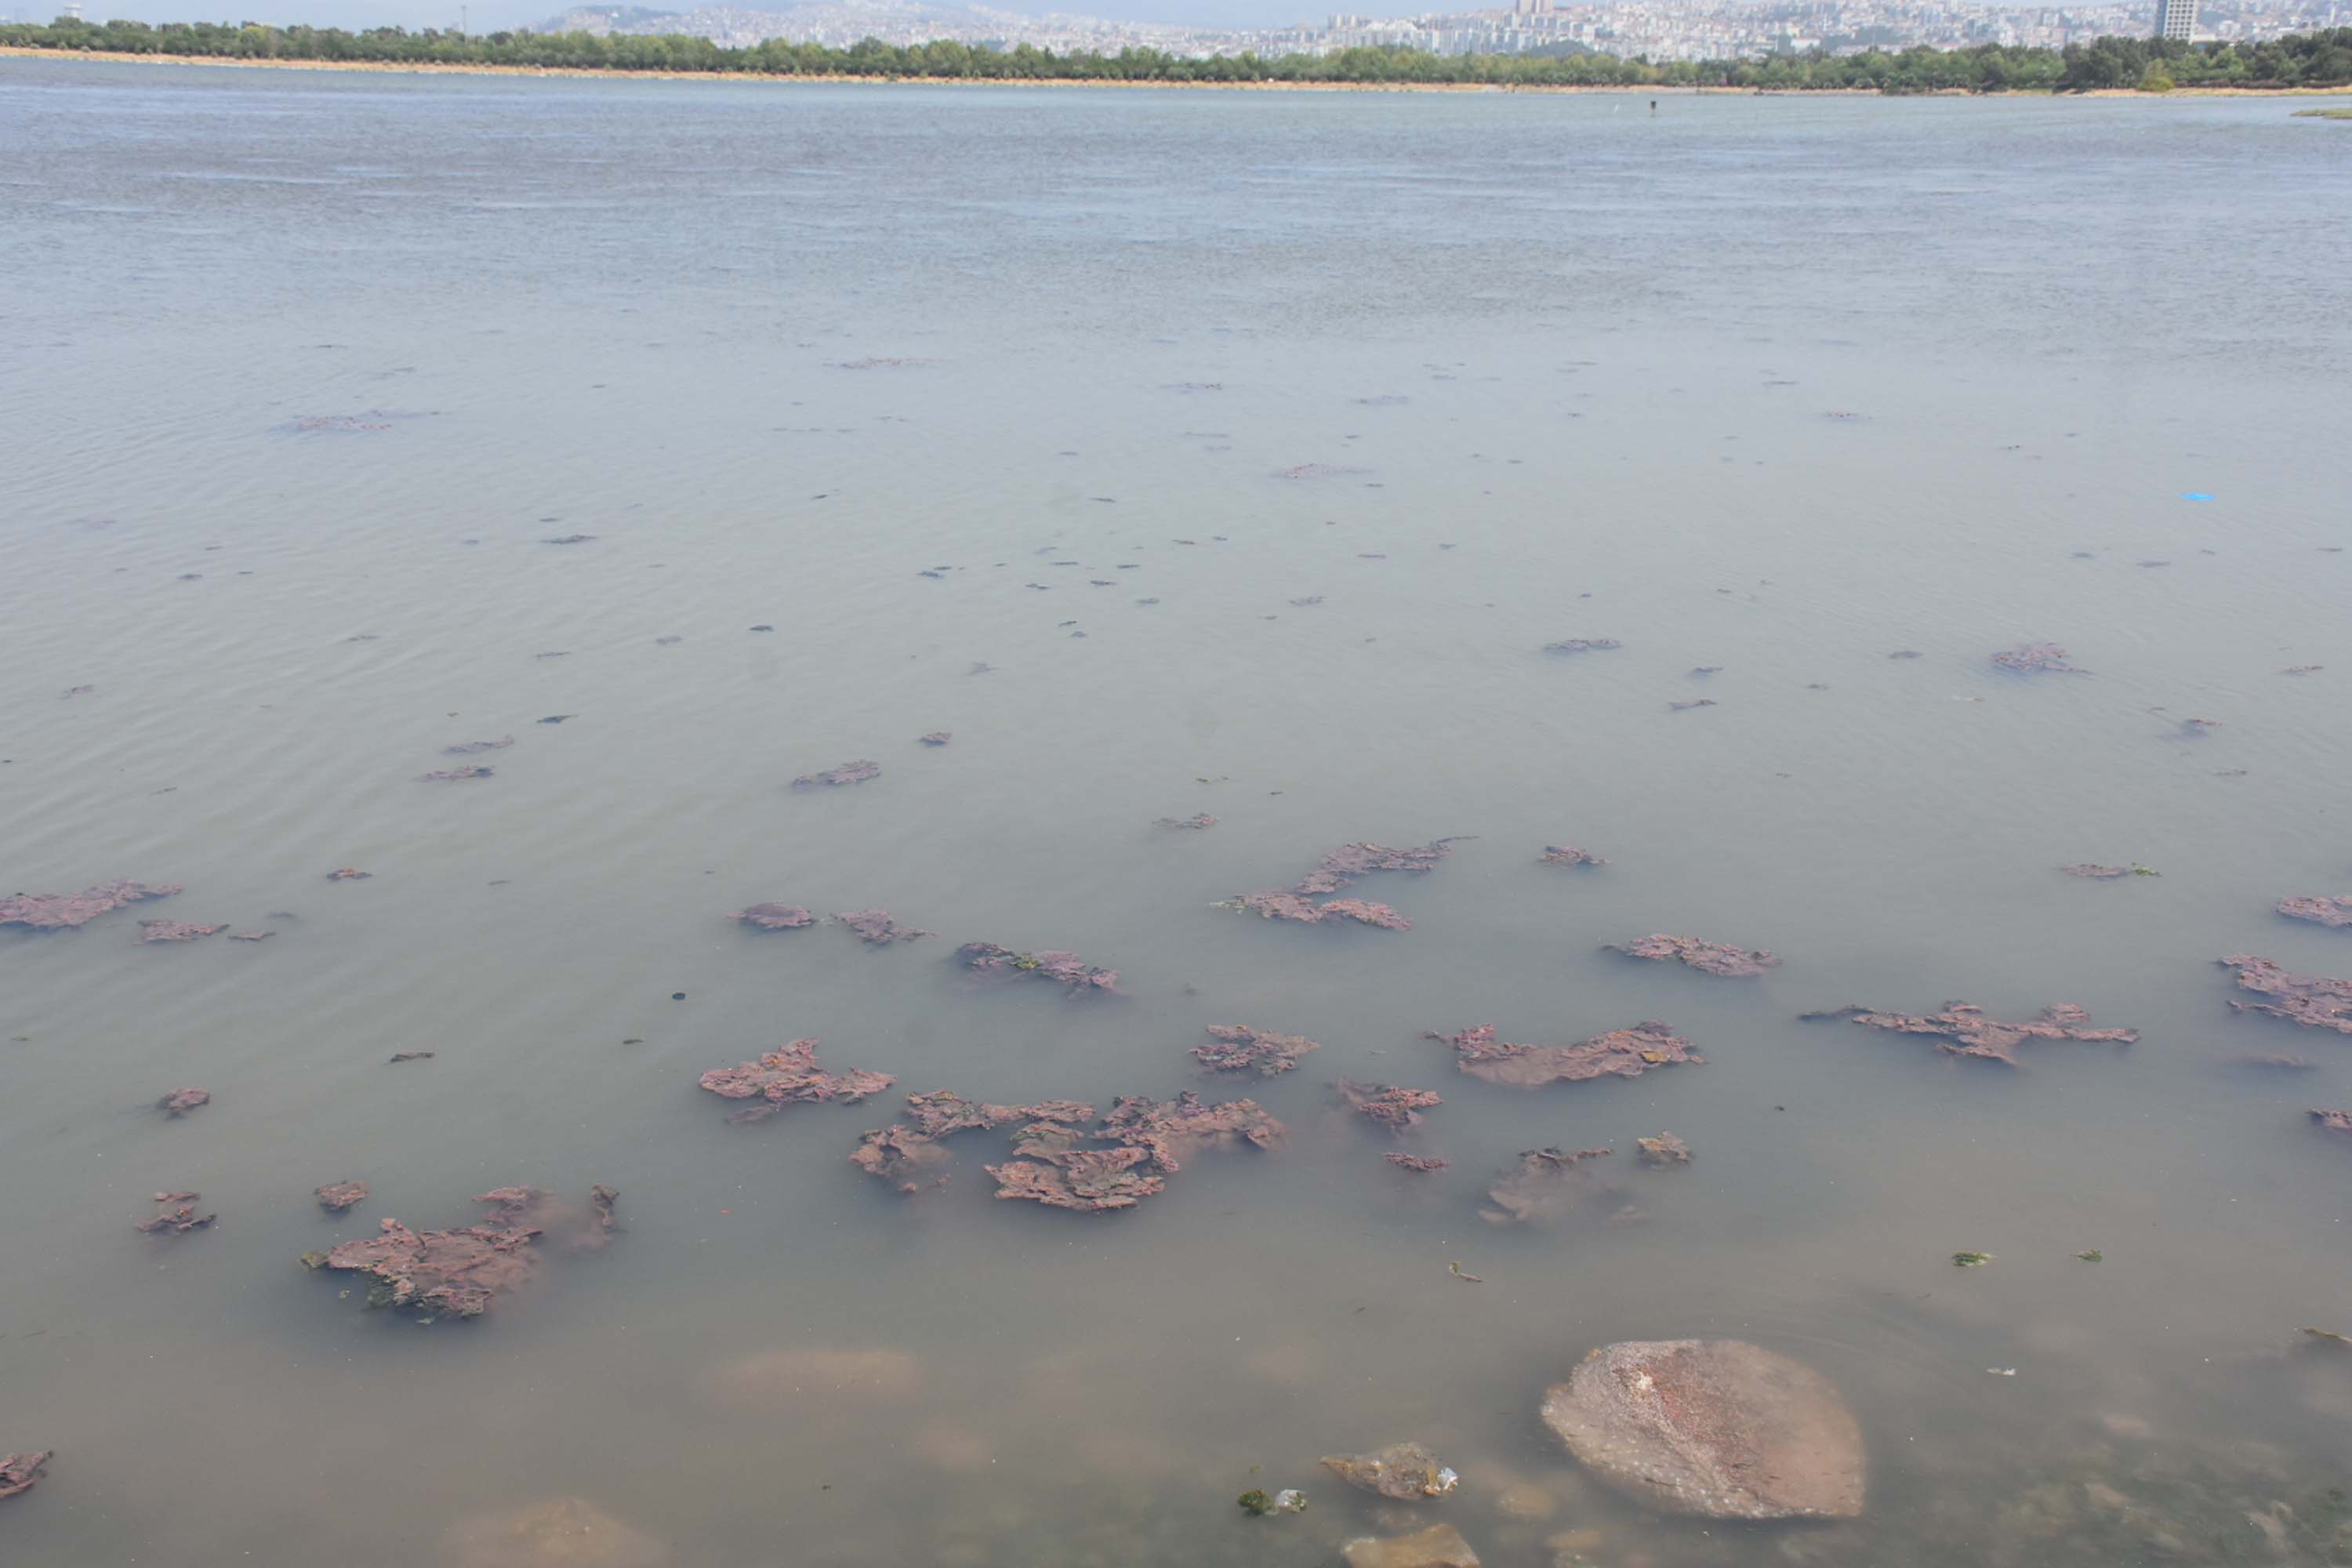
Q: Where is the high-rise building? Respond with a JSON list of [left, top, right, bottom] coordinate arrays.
[[2154, 0, 2195, 38]]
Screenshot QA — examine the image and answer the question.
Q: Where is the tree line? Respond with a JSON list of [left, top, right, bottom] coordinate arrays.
[[5, 16, 2349, 93]]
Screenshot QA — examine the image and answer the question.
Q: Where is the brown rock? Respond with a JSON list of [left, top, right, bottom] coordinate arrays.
[[1992, 642, 2086, 674], [316, 1181, 369, 1213], [1341, 1523, 1481, 1568], [1608, 934, 1778, 977], [0, 879, 180, 930], [702, 1346, 920, 1409], [731, 903, 814, 931], [1432, 1022, 1700, 1087], [1385, 1153, 1448, 1172], [1542, 1339, 1864, 1519], [2278, 896, 2352, 930], [2313, 1109, 2352, 1135], [1541, 845, 1606, 867], [1336, 1078, 1443, 1132], [158, 1088, 211, 1116], [957, 942, 1118, 993], [137, 920, 227, 942], [309, 1186, 608, 1318], [2219, 956, 2352, 1033], [1802, 1000, 2136, 1065], [1321, 1441, 1458, 1500], [698, 1039, 895, 1121], [1635, 1132, 1692, 1166], [1194, 1023, 1319, 1076], [834, 909, 932, 945], [136, 1191, 215, 1233], [791, 760, 879, 788], [0, 1450, 51, 1503]]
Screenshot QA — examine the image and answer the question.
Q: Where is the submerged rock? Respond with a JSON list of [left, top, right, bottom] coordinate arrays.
[[1321, 1441, 1458, 1500], [1481, 1146, 1620, 1225], [1, 880, 181, 929], [1668, 699, 1718, 712], [958, 942, 1118, 993], [442, 736, 514, 756], [310, 1185, 610, 1319], [2219, 956, 2352, 1033], [0, 1450, 51, 1503], [1155, 813, 1218, 830], [316, 1181, 369, 1213], [419, 765, 493, 782], [1335, 1078, 1443, 1132], [1385, 1153, 1449, 1173], [1432, 1022, 1701, 1087], [325, 868, 372, 881], [138, 920, 227, 942], [1802, 1001, 2136, 1065], [1541, 845, 1606, 867], [1609, 934, 1779, 977], [1992, 642, 2087, 674], [157, 1088, 210, 1116], [136, 1191, 215, 1234], [442, 1496, 670, 1568], [1341, 1522, 1480, 1568], [850, 1091, 1095, 1192], [1298, 839, 1462, 895], [985, 1093, 1281, 1214], [2278, 896, 2352, 930], [732, 903, 814, 931], [1193, 1024, 1319, 1076], [2313, 1109, 2352, 1136], [698, 1039, 895, 1121], [835, 909, 932, 945], [1543, 1340, 1864, 1519], [1229, 891, 1411, 930], [1543, 639, 1621, 655], [792, 760, 880, 788], [1636, 1132, 1693, 1166], [916, 731, 952, 746], [2060, 864, 2130, 879]]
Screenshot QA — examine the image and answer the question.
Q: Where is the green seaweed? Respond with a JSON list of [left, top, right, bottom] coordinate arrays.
[[1953, 1250, 1994, 1267], [2075, 1249, 2103, 1261], [1236, 1489, 1272, 1516]]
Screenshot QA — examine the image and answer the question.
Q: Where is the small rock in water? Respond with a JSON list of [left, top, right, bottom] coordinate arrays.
[[916, 731, 952, 746], [1541, 844, 1606, 867], [1193, 1024, 1318, 1076], [1636, 1131, 1692, 1165], [1542, 1339, 1864, 1519], [325, 868, 372, 881], [1543, 638, 1621, 655], [1607, 934, 1777, 977], [138, 920, 227, 942], [0, 1450, 53, 1503], [316, 1181, 369, 1213], [1320, 1441, 1459, 1500], [2277, 895, 2352, 930], [136, 1191, 216, 1234], [418, 765, 493, 782], [442, 736, 514, 757], [1991, 641, 2086, 674], [834, 909, 932, 945], [1155, 813, 1218, 830], [157, 1087, 210, 1116], [731, 903, 815, 931], [1, 879, 181, 930], [1341, 1523, 1481, 1568], [2218, 956, 2352, 1033], [792, 760, 880, 788]]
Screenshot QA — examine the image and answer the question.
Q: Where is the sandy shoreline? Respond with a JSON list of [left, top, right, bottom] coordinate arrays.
[[4, 45, 2348, 96]]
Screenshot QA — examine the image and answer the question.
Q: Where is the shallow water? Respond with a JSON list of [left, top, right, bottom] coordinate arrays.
[[3, 58, 2351, 1566]]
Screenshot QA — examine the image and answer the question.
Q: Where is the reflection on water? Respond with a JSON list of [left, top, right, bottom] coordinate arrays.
[[2, 56, 2350, 1566]]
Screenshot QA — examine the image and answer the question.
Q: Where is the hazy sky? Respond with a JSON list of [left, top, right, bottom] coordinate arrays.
[[41, 0, 1362, 32]]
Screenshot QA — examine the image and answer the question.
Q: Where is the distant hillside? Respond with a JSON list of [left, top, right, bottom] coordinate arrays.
[[537, 0, 1145, 47]]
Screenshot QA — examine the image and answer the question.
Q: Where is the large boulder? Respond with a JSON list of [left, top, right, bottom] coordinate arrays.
[[1541, 1340, 1864, 1519]]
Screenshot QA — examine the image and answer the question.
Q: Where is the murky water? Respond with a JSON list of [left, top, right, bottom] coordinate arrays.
[[3, 58, 2350, 1566]]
